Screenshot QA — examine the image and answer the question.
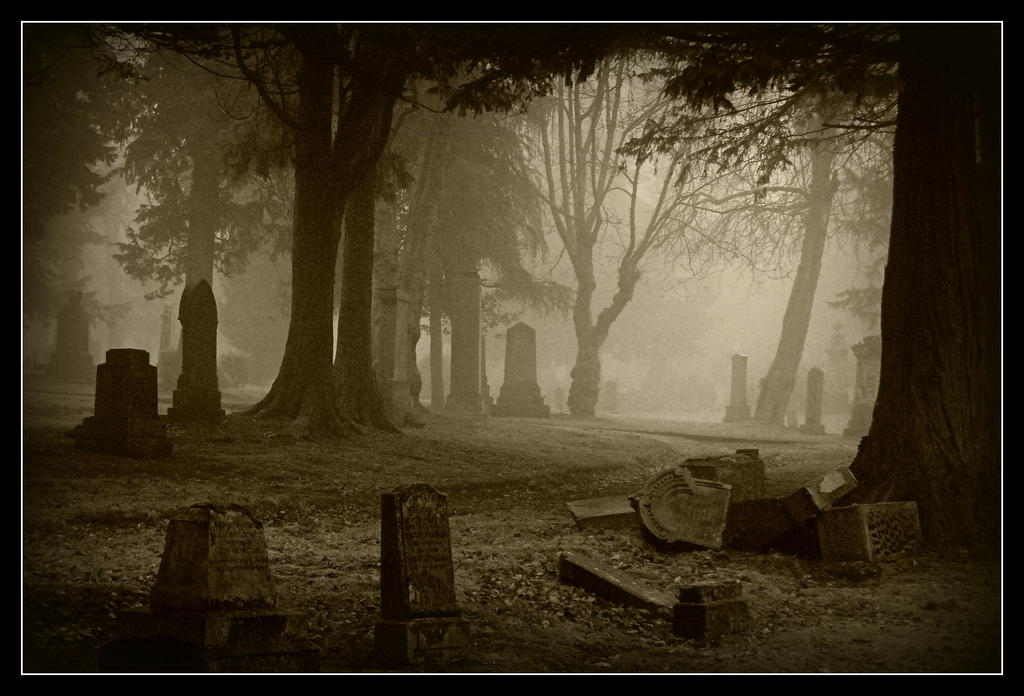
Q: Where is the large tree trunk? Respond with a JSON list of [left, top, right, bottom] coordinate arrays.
[[754, 137, 837, 425], [847, 24, 1001, 554]]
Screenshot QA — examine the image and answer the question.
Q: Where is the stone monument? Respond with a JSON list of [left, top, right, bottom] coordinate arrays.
[[492, 322, 550, 418], [723, 353, 751, 422], [66, 348, 171, 459], [375, 483, 469, 664], [167, 279, 225, 423], [844, 335, 881, 437], [447, 271, 483, 413], [632, 466, 732, 550], [99, 503, 319, 672], [800, 367, 826, 435], [47, 290, 94, 381]]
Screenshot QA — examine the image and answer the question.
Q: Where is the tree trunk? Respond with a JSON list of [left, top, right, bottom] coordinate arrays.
[[846, 24, 1001, 554], [429, 264, 446, 411], [754, 137, 837, 425]]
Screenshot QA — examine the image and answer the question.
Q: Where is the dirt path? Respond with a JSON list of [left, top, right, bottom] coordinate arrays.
[[22, 378, 1002, 673]]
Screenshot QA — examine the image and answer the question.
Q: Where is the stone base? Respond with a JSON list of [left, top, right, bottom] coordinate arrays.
[[723, 404, 750, 423], [168, 387, 225, 423], [673, 599, 750, 641], [67, 416, 172, 459], [799, 422, 827, 435], [374, 616, 470, 665]]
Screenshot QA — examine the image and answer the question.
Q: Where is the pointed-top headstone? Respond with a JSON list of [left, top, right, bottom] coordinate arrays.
[[492, 322, 549, 418]]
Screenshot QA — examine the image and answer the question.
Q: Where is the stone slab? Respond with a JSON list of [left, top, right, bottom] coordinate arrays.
[[374, 616, 470, 665], [818, 501, 922, 563], [682, 451, 766, 503], [565, 496, 639, 531], [558, 551, 674, 614], [782, 466, 858, 523]]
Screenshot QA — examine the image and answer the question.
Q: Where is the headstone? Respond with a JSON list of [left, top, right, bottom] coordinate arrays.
[[844, 335, 881, 437], [47, 290, 94, 381], [633, 467, 732, 549], [375, 484, 469, 664], [99, 503, 319, 672], [157, 303, 180, 392], [167, 279, 225, 423], [491, 322, 550, 418], [566, 495, 639, 531], [673, 580, 750, 641], [446, 271, 483, 414], [558, 552, 674, 615], [818, 502, 922, 563], [681, 450, 765, 503], [800, 367, 826, 434], [723, 353, 751, 422], [66, 349, 172, 459]]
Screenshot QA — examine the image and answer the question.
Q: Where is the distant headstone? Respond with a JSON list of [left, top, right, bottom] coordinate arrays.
[[167, 280, 224, 423], [818, 502, 922, 563], [844, 335, 881, 437], [634, 466, 732, 549], [47, 290, 94, 381], [492, 322, 550, 418], [66, 349, 171, 459], [800, 367, 826, 434], [723, 353, 751, 422], [375, 483, 469, 664], [99, 504, 319, 672]]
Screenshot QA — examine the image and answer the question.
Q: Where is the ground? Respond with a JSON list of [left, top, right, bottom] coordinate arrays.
[[22, 375, 1002, 674]]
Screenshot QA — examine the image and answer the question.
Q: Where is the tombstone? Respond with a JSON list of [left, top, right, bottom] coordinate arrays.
[[167, 279, 225, 423], [66, 348, 172, 459], [446, 270, 483, 414], [99, 503, 319, 672], [566, 495, 639, 531], [800, 367, 826, 434], [843, 335, 881, 437], [681, 449, 765, 503], [553, 386, 566, 414], [47, 290, 94, 381], [374, 286, 412, 426], [491, 322, 550, 418], [723, 353, 751, 422], [633, 466, 732, 549], [375, 483, 469, 664], [559, 552, 674, 614], [818, 502, 922, 563], [157, 303, 181, 392]]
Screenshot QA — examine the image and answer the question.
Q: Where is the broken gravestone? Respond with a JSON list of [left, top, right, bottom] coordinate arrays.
[[680, 449, 765, 503], [47, 290, 94, 381], [99, 503, 319, 672], [375, 483, 469, 665], [673, 579, 750, 641], [66, 348, 172, 459], [633, 466, 732, 550], [558, 551, 673, 615], [818, 501, 922, 563], [566, 495, 639, 531], [491, 322, 550, 418]]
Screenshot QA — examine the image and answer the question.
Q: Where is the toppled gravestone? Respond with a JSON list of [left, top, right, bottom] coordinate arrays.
[[681, 449, 765, 503], [818, 501, 922, 563], [375, 483, 469, 665], [99, 503, 319, 673], [565, 495, 639, 531], [633, 466, 732, 550], [673, 579, 750, 641], [558, 551, 673, 615]]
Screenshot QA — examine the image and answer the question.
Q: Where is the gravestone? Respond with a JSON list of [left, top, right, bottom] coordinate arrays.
[[47, 290, 94, 381], [66, 348, 171, 459], [633, 466, 732, 549], [492, 322, 550, 418], [167, 279, 225, 423], [723, 353, 751, 422], [673, 580, 750, 641], [800, 367, 826, 434], [559, 552, 673, 615], [375, 483, 469, 664], [566, 495, 639, 531], [447, 271, 483, 414], [99, 503, 319, 672], [681, 449, 765, 503], [844, 335, 881, 437], [818, 502, 922, 563]]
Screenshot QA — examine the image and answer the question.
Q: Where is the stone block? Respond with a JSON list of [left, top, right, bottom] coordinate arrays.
[[673, 599, 750, 641], [818, 502, 922, 563], [677, 579, 743, 604], [558, 551, 674, 614], [374, 617, 471, 665], [565, 496, 639, 531], [782, 465, 858, 524], [635, 467, 731, 549], [682, 450, 766, 503]]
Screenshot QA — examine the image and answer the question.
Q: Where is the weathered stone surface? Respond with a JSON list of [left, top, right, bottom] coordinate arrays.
[[168, 279, 224, 423], [492, 322, 550, 418], [566, 496, 639, 531], [682, 450, 765, 503], [635, 467, 731, 549], [800, 367, 827, 435], [818, 502, 922, 563], [677, 579, 743, 604], [844, 335, 881, 437], [558, 552, 674, 614], [376, 483, 467, 664], [673, 599, 750, 641], [723, 353, 751, 422], [782, 465, 858, 524], [66, 349, 171, 459]]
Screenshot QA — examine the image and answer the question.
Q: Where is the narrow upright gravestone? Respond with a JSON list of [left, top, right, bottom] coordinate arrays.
[[491, 322, 550, 418], [375, 484, 469, 664], [723, 353, 751, 422], [844, 335, 881, 437], [99, 504, 319, 673], [800, 367, 826, 435], [66, 348, 171, 459], [47, 290, 94, 381], [167, 279, 225, 423]]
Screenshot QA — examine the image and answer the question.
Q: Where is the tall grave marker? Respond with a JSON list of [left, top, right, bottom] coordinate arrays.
[[723, 353, 751, 422], [167, 279, 224, 423], [492, 322, 550, 418], [800, 367, 826, 435]]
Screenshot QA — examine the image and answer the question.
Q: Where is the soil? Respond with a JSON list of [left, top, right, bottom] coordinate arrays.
[[22, 375, 1003, 674]]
